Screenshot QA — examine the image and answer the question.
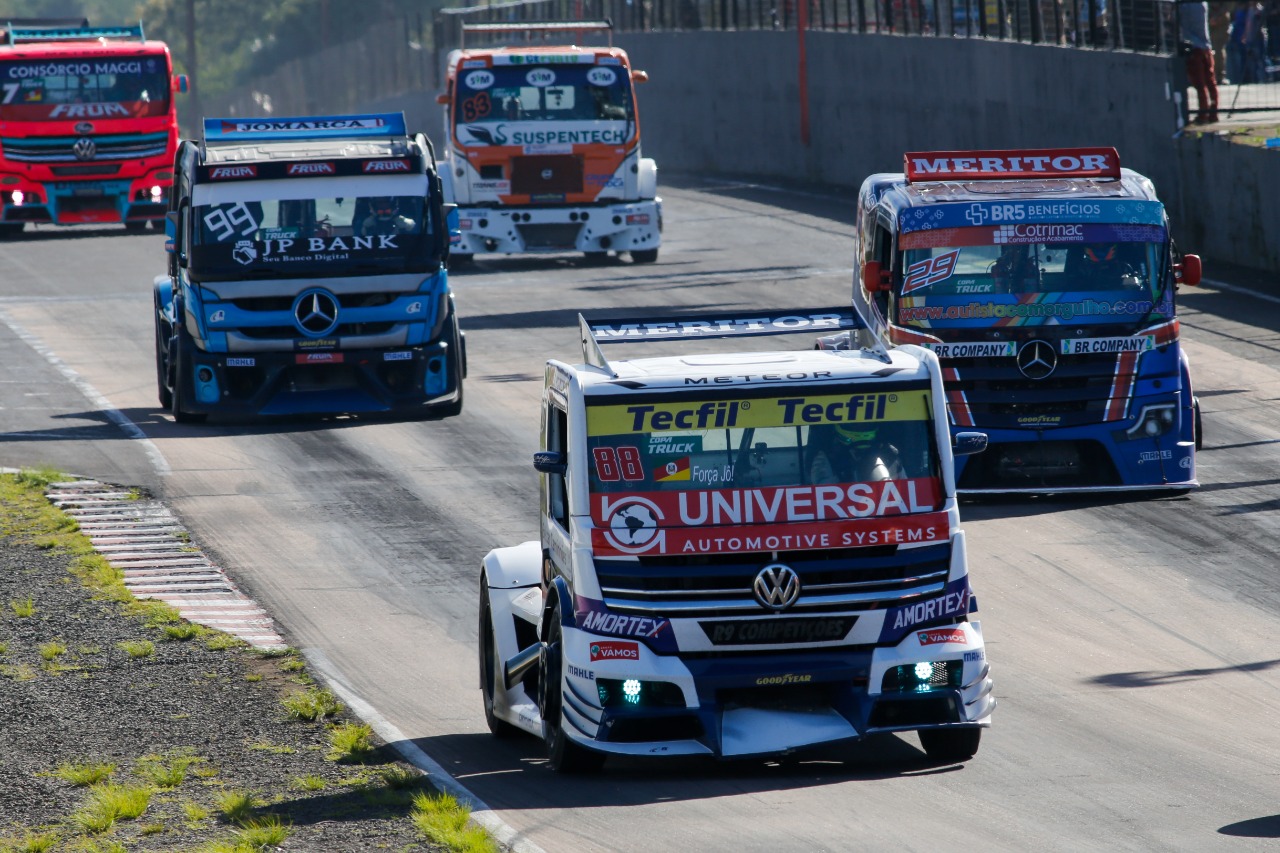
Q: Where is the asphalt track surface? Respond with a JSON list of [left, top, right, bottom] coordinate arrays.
[[2, 175, 1279, 852]]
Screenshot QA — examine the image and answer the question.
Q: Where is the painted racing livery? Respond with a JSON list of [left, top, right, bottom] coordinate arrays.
[[437, 21, 661, 264], [153, 112, 463, 421], [0, 21, 186, 234], [478, 309, 994, 771], [831, 148, 1204, 493]]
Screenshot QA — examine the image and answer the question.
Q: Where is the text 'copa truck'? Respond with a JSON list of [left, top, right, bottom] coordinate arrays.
[[436, 21, 661, 265], [478, 309, 994, 771], [825, 147, 1203, 493], [155, 112, 464, 422], [0, 18, 186, 235]]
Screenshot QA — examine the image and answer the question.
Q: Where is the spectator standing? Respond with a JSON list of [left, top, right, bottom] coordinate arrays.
[[1180, 1, 1219, 123], [1226, 1, 1249, 81]]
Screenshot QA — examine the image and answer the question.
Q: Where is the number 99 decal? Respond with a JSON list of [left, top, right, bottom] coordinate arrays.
[[203, 202, 260, 242]]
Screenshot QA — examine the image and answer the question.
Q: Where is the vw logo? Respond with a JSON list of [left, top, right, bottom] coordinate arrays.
[[292, 288, 340, 337], [1016, 339, 1057, 380], [753, 564, 801, 612], [74, 122, 94, 134], [73, 137, 97, 161]]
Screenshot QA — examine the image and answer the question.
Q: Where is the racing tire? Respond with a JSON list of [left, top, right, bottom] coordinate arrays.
[[170, 337, 207, 425], [1193, 397, 1203, 451], [631, 248, 659, 264], [125, 221, 148, 233], [479, 575, 520, 739], [540, 605, 605, 773], [918, 727, 981, 762], [154, 317, 173, 411], [0, 223, 24, 238]]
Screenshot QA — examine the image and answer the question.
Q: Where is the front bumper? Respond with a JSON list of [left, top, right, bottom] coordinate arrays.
[[549, 620, 992, 760], [453, 198, 661, 255], [1, 172, 170, 226], [175, 335, 461, 417]]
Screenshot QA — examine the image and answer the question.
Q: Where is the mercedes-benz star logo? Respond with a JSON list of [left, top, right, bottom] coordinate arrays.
[[292, 289, 340, 337], [73, 137, 97, 161], [753, 564, 801, 612], [1016, 339, 1057, 380]]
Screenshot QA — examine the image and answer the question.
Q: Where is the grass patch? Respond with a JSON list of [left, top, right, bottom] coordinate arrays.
[[213, 790, 259, 825], [38, 640, 68, 661], [135, 752, 201, 789], [70, 783, 151, 834], [380, 765, 422, 791], [53, 762, 115, 787], [0, 663, 38, 681], [410, 791, 498, 853], [161, 622, 204, 641], [117, 639, 155, 659], [326, 722, 374, 763], [280, 657, 306, 672], [205, 633, 243, 652], [247, 741, 295, 756], [182, 800, 211, 825], [281, 687, 342, 721], [292, 774, 327, 792], [243, 673, 262, 683], [10, 597, 35, 617], [132, 599, 180, 627], [0, 640, 7, 655], [231, 815, 291, 847], [0, 829, 59, 852]]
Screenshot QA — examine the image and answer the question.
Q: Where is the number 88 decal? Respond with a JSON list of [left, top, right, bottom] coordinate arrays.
[[592, 446, 645, 482]]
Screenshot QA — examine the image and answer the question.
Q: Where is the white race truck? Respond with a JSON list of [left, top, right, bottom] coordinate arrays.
[[478, 309, 995, 771], [436, 21, 661, 264]]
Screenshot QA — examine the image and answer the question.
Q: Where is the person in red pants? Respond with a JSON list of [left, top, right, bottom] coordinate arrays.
[[1180, 1, 1220, 123]]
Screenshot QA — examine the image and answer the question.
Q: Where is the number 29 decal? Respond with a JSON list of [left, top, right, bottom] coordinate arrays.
[[903, 249, 959, 295]]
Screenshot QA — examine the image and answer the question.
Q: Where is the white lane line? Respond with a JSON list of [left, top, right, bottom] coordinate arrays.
[[0, 308, 169, 475], [1201, 277, 1280, 306], [303, 648, 547, 853]]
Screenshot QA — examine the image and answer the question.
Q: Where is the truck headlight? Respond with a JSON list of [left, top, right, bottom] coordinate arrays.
[[1125, 403, 1177, 439], [596, 678, 684, 708], [882, 660, 963, 693]]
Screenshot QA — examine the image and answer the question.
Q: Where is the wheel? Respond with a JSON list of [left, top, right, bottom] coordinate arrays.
[[154, 312, 173, 410], [431, 316, 464, 418], [631, 248, 659, 264], [169, 333, 206, 424], [479, 575, 520, 739], [125, 221, 148, 233], [918, 727, 981, 762], [0, 222, 24, 238], [539, 605, 605, 773], [1193, 397, 1203, 451]]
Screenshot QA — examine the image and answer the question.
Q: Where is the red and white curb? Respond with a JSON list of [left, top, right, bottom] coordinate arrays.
[[45, 480, 286, 650]]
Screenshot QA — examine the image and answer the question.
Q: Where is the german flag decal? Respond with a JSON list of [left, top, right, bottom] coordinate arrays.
[[653, 457, 691, 482]]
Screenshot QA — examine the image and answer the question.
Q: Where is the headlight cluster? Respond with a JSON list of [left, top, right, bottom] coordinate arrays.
[[881, 660, 963, 693], [1124, 403, 1177, 440], [596, 678, 685, 709]]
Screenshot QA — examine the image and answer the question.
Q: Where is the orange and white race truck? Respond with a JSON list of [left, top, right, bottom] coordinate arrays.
[[436, 21, 660, 264]]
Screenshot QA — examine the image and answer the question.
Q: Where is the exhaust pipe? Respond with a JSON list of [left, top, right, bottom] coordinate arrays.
[[504, 643, 541, 689]]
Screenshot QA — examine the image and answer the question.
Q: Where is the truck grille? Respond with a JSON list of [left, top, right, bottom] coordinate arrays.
[[0, 132, 169, 163], [944, 351, 1132, 425], [595, 543, 951, 618], [511, 154, 583, 194], [516, 222, 582, 249]]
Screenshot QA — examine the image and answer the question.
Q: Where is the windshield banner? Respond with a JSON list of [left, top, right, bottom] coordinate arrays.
[[900, 223, 1166, 250], [899, 199, 1165, 234], [590, 481, 948, 556], [587, 391, 925, 435]]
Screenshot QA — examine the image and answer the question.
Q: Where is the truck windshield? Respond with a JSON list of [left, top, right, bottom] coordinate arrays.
[[585, 386, 945, 557], [0, 56, 170, 120], [896, 234, 1174, 330], [190, 193, 436, 281], [456, 63, 633, 127]]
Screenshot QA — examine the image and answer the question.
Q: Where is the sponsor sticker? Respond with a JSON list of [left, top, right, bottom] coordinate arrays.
[[586, 67, 617, 86], [700, 617, 855, 646], [1060, 335, 1155, 355], [653, 457, 690, 483], [226, 358, 256, 367], [925, 341, 1017, 359], [472, 180, 510, 193], [209, 165, 258, 180], [589, 640, 640, 661], [296, 353, 344, 364], [918, 628, 967, 646], [754, 673, 813, 686], [525, 68, 556, 87], [287, 162, 336, 176], [568, 663, 595, 680], [964, 649, 985, 662], [464, 70, 494, 89], [363, 159, 410, 173], [383, 351, 412, 361]]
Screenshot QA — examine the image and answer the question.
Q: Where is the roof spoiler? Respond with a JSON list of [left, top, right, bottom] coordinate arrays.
[[460, 20, 613, 48], [579, 308, 872, 376], [4, 21, 144, 44], [903, 147, 1121, 183], [202, 113, 408, 145]]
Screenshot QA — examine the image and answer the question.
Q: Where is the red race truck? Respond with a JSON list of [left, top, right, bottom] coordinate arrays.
[[0, 20, 186, 235]]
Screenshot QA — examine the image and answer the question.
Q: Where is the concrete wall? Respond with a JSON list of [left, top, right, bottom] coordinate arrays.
[[613, 31, 1277, 273]]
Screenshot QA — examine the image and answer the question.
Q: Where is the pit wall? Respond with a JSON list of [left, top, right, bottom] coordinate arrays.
[[612, 31, 1278, 273]]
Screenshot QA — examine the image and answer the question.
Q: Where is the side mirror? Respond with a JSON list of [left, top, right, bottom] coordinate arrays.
[[632, 69, 650, 83], [863, 260, 892, 293], [533, 451, 567, 475], [175, 74, 188, 94], [1174, 253, 1202, 286], [953, 432, 988, 456], [435, 93, 449, 105]]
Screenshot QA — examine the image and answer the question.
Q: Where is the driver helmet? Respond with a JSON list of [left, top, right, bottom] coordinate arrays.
[[834, 424, 877, 451], [370, 196, 398, 218], [1085, 244, 1119, 265]]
